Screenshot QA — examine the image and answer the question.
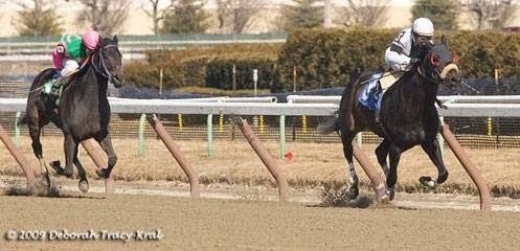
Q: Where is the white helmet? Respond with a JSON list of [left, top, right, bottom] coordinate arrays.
[[412, 17, 434, 37]]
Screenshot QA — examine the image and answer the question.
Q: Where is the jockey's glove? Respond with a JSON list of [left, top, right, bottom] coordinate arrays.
[[410, 57, 422, 65]]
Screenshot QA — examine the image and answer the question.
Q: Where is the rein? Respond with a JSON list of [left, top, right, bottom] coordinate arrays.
[[91, 44, 118, 83]]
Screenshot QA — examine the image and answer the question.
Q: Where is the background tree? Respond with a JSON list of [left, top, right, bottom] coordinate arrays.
[[77, 0, 130, 36], [279, 0, 324, 32], [215, 0, 266, 34], [142, 0, 175, 35], [411, 0, 459, 30], [161, 0, 209, 34], [466, 0, 518, 30], [341, 0, 390, 27], [11, 0, 63, 36]]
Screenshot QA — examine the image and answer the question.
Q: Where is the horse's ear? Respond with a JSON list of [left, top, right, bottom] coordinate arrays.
[[441, 35, 447, 45], [113, 35, 118, 45]]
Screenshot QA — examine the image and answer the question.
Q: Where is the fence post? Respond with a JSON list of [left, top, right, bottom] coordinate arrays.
[[147, 114, 200, 198], [207, 114, 213, 158], [14, 111, 21, 147], [235, 116, 289, 201], [0, 123, 35, 186], [438, 117, 445, 159], [138, 113, 146, 156], [440, 124, 491, 211], [352, 142, 386, 201], [279, 115, 286, 158], [80, 139, 114, 193]]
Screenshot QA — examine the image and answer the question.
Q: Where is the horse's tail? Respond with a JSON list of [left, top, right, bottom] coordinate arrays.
[[338, 71, 365, 131], [17, 114, 30, 127], [317, 115, 339, 134]]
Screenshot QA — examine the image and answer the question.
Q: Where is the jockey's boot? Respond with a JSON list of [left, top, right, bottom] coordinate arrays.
[[375, 109, 380, 123]]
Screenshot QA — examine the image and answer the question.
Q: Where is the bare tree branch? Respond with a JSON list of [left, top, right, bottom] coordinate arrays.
[[467, 0, 517, 29], [142, 0, 176, 35], [215, 0, 266, 34], [77, 0, 130, 35], [341, 0, 390, 27]]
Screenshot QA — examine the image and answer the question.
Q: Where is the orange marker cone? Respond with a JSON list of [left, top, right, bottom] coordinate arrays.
[[284, 151, 294, 161]]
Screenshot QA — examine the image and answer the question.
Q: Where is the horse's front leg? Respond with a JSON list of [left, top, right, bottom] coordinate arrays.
[[95, 133, 117, 179], [419, 139, 449, 188], [61, 134, 77, 178], [72, 145, 89, 193], [384, 143, 403, 201], [375, 139, 391, 177]]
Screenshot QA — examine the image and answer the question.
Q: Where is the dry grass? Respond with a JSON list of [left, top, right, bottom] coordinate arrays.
[[1, 136, 519, 197]]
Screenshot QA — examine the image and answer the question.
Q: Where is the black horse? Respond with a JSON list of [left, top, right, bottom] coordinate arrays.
[[20, 36, 123, 193], [318, 36, 461, 201]]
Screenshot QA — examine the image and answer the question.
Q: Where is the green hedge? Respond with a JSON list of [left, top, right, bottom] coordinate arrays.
[[124, 28, 520, 93]]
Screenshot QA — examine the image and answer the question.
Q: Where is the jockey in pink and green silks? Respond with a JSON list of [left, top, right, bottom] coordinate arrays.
[[51, 28, 100, 78]]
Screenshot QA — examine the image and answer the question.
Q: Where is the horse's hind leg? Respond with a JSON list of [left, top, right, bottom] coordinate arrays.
[[339, 130, 359, 200], [25, 116, 52, 186], [419, 139, 448, 188], [96, 133, 117, 179]]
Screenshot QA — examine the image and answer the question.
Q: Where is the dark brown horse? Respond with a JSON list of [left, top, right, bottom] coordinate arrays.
[[318, 36, 461, 201], [19, 36, 123, 192]]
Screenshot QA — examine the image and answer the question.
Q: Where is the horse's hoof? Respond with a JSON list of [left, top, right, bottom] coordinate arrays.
[[63, 169, 74, 178], [50, 161, 64, 175], [348, 186, 359, 200], [96, 168, 108, 178], [78, 180, 89, 193], [385, 188, 395, 201], [419, 176, 437, 188]]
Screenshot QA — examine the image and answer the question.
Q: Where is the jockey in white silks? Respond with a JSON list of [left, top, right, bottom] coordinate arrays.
[[359, 17, 435, 119]]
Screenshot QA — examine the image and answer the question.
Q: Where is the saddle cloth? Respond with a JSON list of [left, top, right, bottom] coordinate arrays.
[[358, 71, 404, 111]]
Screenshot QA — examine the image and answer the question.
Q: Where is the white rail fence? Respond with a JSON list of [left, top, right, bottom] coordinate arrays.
[[1, 96, 520, 157]]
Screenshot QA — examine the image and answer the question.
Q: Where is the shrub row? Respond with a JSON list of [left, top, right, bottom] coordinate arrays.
[[124, 28, 520, 93]]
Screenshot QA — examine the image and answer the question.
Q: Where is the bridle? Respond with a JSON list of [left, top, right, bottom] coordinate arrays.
[[417, 49, 459, 84], [91, 43, 120, 84]]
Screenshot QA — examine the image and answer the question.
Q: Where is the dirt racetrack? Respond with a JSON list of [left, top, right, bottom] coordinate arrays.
[[0, 177, 519, 251], [1, 137, 520, 250]]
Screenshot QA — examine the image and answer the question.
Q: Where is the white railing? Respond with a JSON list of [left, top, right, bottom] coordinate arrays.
[[2, 96, 520, 117], [3, 96, 520, 157]]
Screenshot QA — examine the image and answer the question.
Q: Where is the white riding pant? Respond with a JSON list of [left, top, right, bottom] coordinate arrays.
[[60, 59, 80, 77]]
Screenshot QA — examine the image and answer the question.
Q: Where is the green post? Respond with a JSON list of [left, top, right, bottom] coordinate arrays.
[[438, 116, 445, 159], [14, 112, 21, 147], [279, 115, 286, 158], [207, 114, 214, 158], [356, 132, 363, 147], [138, 113, 146, 156]]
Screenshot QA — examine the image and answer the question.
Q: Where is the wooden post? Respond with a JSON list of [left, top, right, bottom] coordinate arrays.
[[440, 124, 492, 211], [0, 123, 35, 186], [80, 139, 114, 193], [234, 117, 289, 202], [352, 142, 386, 201], [147, 114, 200, 198]]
